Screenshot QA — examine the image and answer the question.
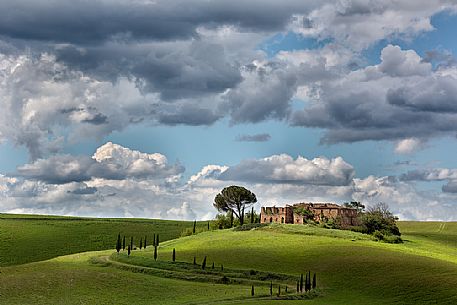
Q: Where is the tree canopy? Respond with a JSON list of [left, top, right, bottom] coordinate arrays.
[[213, 185, 257, 225], [361, 202, 400, 236]]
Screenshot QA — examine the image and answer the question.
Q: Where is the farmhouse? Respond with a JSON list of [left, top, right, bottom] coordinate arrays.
[[260, 202, 358, 226]]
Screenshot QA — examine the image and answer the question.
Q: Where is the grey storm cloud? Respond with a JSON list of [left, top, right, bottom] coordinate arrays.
[[157, 103, 222, 126], [290, 44, 457, 144], [16, 142, 184, 184], [236, 133, 271, 142], [400, 169, 457, 182], [0, 0, 319, 44], [0, 1, 457, 158], [442, 180, 457, 193], [399, 168, 457, 193]]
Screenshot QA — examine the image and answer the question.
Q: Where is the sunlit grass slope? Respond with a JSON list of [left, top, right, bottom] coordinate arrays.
[[124, 224, 457, 305], [0, 214, 201, 266], [1, 219, 456, 304]]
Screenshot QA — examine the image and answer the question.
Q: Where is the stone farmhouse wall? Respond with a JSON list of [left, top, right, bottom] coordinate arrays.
[[260, 206, 294, 224], [260, 202, 358, 226]]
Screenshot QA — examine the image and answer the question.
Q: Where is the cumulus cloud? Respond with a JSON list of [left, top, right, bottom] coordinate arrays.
[[400, 168, 457, 181], [3, 147, 457, 220], [291, 44, 457, 145], [219, 154, 355, 186], [17, 142, 184, 184], [394, 138, 425, 154], [0, 53, 164, 158], [3, 151, 359, 219], [0, 1, 456, 156], [2, 1, 457, 220], [236, 133, 271, 142], [353, 175, 457, 221], [165, 202, 197, 220], [290, 0, 454, 50]]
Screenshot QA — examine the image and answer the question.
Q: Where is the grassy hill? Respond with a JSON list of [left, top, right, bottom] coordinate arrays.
[[1, 218, 456, 304], [0, 213, 204, 266]]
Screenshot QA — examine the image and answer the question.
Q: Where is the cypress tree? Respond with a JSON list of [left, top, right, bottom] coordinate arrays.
[[156, 234, 160, 247], [193, 256, 196, 265], [221, 264, 223, 271], [122, 235, 126, 251], [130, 236, 133, 250], [144, 236, 147, 249], [312, 273, 316, 290], [300, 273, 304, 292], [296, 281, 299, 293], [207, 221, 210, 230], [251, 285, 254, 296], [278, 285, 281, 296], [139, 238, 143, 250], [154, 246, 158, 261], [308, 271, 311, 291], [201, 256, 207, 270], [285, 286, 288, 293], [153, 233, 156, 247], [172, 248, 176, 262], [305, 272, 309, 292], [211, 262, 214, 269], [251, 207, 254, 224], [116, 233, 121, 253], [127, 245, 131, 256], [270, 281, 273, 296], [193, 220, 196, 234]]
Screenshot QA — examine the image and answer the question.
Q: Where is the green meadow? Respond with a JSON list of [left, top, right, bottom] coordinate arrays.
[[0, 214, 203, 266], [0, 216, 456, 304]]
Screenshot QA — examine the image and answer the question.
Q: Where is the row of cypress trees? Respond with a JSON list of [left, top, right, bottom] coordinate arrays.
[[116, 234, 317, 297], [297, 271, 316, 293], [116, 233, 160, 255]]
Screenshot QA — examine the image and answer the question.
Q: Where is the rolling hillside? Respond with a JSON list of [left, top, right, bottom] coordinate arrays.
[[1, 218, 456, 304], [0, 214, 201, 266]]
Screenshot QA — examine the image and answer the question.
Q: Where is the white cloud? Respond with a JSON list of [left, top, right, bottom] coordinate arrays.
[[353, 175, 457, 221], [291, 44, 457, 148], [17, 142, 184, 183], [289, 1, 452, 50], [379, 45, 431, 77], [220, 154, 355, 186], [166, 202, 197, 220], [4, 150, 457, 220], [394, 138, 425, 154], [0, 53, 159, 159]]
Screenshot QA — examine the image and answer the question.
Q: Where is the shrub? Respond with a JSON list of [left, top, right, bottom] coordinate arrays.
[[233, 223, 268, 231], [219, 276, 230, 284], [318, 217, 341, 230], [373, 230, 403, 243], [383, 234, 403, 244], [360, 203, 401, 236], [213, 213, 240, 229], [373, 230, 385, 241], [293, 207, 314, 219]]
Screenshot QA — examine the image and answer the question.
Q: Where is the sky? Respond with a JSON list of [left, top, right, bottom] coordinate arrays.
[[1, 1, 457, 221]]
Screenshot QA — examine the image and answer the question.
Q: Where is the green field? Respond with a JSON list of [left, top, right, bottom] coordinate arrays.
[[0, 213, 204, 266], [1, 216, 456, 304]]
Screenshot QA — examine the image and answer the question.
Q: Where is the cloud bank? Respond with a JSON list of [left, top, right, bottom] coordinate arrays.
[[1, 143, 457, 221], [0, 1, 456, 157]]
